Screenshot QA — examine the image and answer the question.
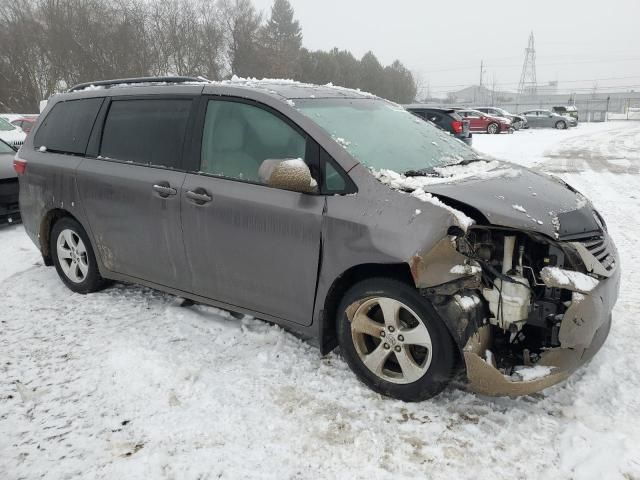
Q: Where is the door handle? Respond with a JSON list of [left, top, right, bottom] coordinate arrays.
[[153, 184, 177, 197], [186, 189, 212, 204]]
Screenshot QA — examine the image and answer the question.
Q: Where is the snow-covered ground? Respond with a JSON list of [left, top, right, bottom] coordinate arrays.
[[2, 121, 640, 479]]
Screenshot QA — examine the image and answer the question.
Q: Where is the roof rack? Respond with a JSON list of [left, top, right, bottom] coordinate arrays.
[[68, 76, 208, 92]]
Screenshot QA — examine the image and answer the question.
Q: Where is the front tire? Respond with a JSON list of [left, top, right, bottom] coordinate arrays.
[[555, 120, 567, 129], [487, 122, 499, 134], [337, 278, 457, 402], [512, 120, 522, 130], [51, 217, 107, 294]]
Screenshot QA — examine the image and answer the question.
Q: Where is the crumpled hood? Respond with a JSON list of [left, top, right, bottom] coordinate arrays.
[[424, 161, 598, 238]]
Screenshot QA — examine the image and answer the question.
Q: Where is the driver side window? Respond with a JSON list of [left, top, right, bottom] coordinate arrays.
[[200, 100, 307, 183]]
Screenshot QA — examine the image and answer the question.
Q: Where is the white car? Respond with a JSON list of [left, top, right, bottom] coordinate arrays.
[[0, 117, 27, 148]]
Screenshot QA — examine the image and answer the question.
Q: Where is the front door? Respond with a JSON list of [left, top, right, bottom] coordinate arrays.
[[181, 98, 325, 326], [77, 97, 194, 290]]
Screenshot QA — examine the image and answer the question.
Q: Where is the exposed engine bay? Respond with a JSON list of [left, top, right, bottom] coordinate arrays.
[[417, 224, 616, 393]]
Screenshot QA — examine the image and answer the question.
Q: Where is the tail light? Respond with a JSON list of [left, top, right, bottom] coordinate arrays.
[[13, 157, 27, 175], [451, 120, 463, 134]]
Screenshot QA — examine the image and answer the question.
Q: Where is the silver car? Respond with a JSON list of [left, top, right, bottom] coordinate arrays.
[[520, 109, 577, 129]]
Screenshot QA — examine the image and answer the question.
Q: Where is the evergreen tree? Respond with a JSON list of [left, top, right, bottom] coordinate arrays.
[[358, 51, 385, 96], [383, 60, 418, 103], [260, 0, 302, 79], [222, 0, 263, 77]]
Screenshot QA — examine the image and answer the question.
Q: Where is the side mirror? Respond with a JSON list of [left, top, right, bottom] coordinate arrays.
[[259, 159, 318, 193]]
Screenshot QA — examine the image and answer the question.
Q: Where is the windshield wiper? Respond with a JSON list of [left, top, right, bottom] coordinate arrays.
[[404, 157, 486, 177], [449, 157, 485, 167], [404, 168, 436, 177]]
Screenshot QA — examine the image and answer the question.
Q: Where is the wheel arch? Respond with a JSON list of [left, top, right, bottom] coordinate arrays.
[[318, 262, 414, 355], [39, 209, 85, 266]]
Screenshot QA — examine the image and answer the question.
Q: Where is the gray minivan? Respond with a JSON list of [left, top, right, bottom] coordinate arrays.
[[16, 77, 619, 401]]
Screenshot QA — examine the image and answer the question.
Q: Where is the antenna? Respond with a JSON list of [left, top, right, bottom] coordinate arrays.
[[517, 32, 537, 98]]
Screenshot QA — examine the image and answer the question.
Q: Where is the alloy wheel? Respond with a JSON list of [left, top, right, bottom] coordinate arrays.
[[56, 229, 89, 283], [350, 297, 433, 384]]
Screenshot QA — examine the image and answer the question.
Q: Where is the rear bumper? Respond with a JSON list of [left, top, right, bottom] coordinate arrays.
[[464, 263, 620, 397]]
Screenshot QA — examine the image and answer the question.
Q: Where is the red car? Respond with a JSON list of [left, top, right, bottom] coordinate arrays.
[[11, 116, 38, 134], [455, 109, 512, 134]]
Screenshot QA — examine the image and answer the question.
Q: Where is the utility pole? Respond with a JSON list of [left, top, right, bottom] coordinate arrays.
[[476, 60, 484, 104]]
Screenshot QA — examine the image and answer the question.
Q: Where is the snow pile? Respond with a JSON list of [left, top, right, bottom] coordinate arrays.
[[540, 266, 600, 293], [512, 204, 526, 213], [511, 365, 554, 382], [450, 264, 481, 275]]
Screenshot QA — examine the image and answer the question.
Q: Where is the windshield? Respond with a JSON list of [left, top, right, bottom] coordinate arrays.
[[0, 117, 17, 132], [296, 98, 479, 172]]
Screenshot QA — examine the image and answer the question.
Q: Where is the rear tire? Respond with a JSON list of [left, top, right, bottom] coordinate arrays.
[[555, 120, 567, 129], [337, 278, 457, 402], [50, 217, 108, 294], [487, 122, 499, 134]]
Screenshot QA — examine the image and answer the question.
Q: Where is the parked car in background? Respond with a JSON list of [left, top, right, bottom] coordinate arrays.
[[552, 105, 579, 123], [474, 107, 528, 130], [17, 76, 619, 401], [0, 116, 27, 148], [0, 138, 20, 225], [455, 109, 512, 134], [405, 105, 472, 145], [11, 116, 38, 134], [521, 110, 577, 129]]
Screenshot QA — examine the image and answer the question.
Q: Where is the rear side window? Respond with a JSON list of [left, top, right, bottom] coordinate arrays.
[[34, 98, 103, 154], [449, 112, 462, 121], [100, 99, 191, 169]]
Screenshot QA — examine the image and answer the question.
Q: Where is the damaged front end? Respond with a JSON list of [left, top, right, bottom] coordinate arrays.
[[412, 224, 620, 397]]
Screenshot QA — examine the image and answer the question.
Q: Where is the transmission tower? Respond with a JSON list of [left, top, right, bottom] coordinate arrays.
[[517, 32, 538, 97]]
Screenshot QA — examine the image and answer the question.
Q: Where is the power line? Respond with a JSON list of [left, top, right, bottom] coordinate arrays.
[[424, 75, 640, 90], [416, 56, 640, 74]]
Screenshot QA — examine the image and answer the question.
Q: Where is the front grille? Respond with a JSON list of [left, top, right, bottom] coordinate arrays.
[[10, 140, 24, 148], [576, 234, 616, 272]]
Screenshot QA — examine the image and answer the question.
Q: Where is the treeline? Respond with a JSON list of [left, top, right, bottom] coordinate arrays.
[[0, 0, 417, 111]]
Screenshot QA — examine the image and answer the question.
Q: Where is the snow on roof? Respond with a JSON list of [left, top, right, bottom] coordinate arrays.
[[70, 75, 378, 101], [221, 76, 377, 100]]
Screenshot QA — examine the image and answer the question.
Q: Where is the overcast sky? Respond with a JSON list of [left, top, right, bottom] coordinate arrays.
[[252, 0, 640, 96]]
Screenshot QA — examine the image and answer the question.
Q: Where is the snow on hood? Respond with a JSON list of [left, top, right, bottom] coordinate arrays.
[[374, 161, 520, 189], [420, 161, 595, 238], [372, 168, 475, 231]]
